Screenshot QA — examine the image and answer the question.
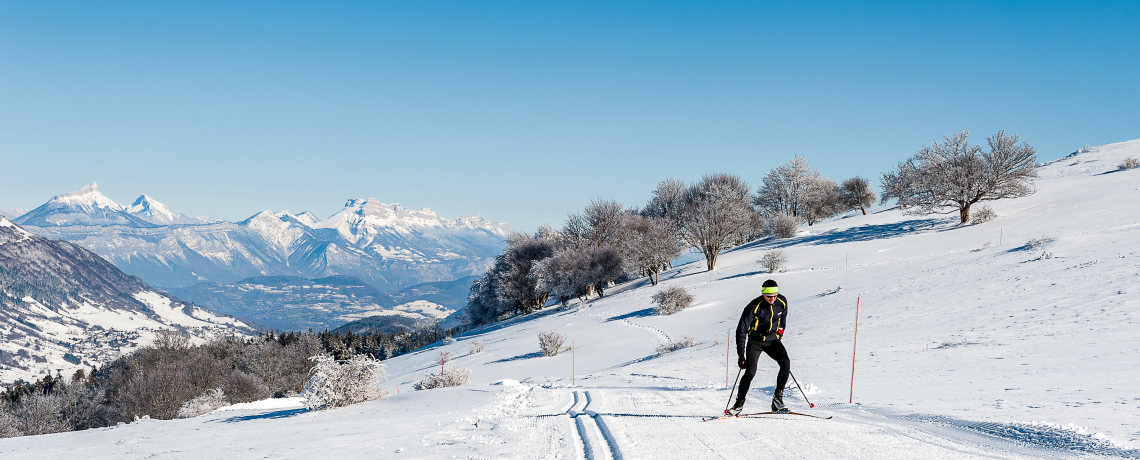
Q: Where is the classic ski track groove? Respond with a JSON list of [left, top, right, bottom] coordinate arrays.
[[561, 389, 623, 460]]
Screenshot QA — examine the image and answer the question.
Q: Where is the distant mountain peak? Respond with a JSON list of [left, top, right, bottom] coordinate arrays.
[[50, 182, 123, 211]]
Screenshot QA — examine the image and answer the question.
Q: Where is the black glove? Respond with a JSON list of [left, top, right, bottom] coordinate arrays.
[[738, 358, 747, 369]]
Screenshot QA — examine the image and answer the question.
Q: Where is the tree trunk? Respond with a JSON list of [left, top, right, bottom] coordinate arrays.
[[859, 205, 866, 215], [959, 205, 971, 224], [705, 250, 718, 271]]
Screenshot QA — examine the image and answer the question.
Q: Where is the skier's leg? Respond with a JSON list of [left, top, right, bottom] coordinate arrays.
[[763, 341, 791, 410], [736, 340, 763, 403], [764, 340, 791, 394]]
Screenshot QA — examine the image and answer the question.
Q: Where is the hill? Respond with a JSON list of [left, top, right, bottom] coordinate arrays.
[[2, 139, 1138, 458]]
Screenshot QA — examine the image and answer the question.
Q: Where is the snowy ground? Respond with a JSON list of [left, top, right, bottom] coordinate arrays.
[[2, 140, 1139, 458]]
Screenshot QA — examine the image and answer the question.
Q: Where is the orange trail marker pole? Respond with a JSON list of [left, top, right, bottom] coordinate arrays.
[[850, 296, 861, 403]]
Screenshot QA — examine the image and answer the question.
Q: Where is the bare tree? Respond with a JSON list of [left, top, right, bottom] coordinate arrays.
[[678, 173, 754, 270], [496, 235, 557, 315], [887, 130, 1037, 223], [631, 217, 683, 285], [839, 176, 877, 215], [800, 176, 842, 226], [753, 156, 814, 219]]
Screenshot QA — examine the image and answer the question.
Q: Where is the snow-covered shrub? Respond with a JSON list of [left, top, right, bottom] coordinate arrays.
[[442, 336, 452, 345], [538, 330, 567, 357], [0, 409, 22, 438], [222, 370, 270, 404], [1120, 157, 1140, 170], [760, 250, 788, 273], [652, 286, 694, 315], [763, 214, 801, 239], [413, 364, 471, 390], [176, 388, 227, 419], [469, 339, 485, 355], [1026, 236, 1053, 250], [435, 351, 453, 366], [656, 335, 699, 356], [12, 393, 69, 435], [301, 354, 389, 411], [971, 205, 996, 224]]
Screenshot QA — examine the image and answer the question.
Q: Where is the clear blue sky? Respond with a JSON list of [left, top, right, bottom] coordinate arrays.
[[2, 1, 1137, 232]]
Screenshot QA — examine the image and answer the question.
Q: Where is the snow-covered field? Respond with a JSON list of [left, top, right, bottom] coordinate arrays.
[[3, 140, 1138, 459]]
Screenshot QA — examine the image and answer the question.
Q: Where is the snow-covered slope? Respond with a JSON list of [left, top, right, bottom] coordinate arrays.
[[0, 217, 253, 382], [19, 189, 512, 291], [3, 140, 1137, 458]]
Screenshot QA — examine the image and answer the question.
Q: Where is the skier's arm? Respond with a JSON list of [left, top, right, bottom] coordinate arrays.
[[777, 296, 787, 339], [735, 302, 755, 359]]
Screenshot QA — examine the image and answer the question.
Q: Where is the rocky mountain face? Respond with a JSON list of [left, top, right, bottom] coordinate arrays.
[[170, 275, 476, 332], [0, 217, 252, 383], [14, 184, 512, 292]]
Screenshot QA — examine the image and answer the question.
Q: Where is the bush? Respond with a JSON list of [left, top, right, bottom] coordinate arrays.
[[222, 370, 271, 404], [1026, 236, 1053, 250], [0, 410, 20, 438], [301, 354, 389, 411], [468, 339, 485, 355], [971, 205, 996, 224], [1120, 157, 1140, 170], [413, 365, 471, 390], [11, 393, 68, 436], [656, 335, 699, 356], [763, 214, 801, 239], [760, 250, 788, 273], [176, 388, 227, 419], [538, 330, 567, 357], [651, 286, 694, 315]]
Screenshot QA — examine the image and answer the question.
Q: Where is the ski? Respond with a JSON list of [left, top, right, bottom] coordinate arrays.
[[740, 411, 832, 420], [701, 414, 733, 422]]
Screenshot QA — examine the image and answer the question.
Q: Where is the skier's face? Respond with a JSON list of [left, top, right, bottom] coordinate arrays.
[[762, 293, 777, 303]]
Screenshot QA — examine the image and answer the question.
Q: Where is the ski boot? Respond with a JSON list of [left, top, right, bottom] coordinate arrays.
[[726, 398, 745, 416], [771, 394, 788, 413]]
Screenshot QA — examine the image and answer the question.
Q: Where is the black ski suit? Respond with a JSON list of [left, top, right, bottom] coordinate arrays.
[[734, 293, 790, 404]]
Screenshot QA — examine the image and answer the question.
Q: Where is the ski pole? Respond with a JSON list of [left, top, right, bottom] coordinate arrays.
[[788, 370, 815, 408], [723, 368, 743, 415]]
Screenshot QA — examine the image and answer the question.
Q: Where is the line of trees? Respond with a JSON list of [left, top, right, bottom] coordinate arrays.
[[466, 165, 880, 326], [465, 129, 1037, 328]]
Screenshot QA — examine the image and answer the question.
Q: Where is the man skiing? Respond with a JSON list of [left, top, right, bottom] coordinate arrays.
[[728, 279, 791, 416]]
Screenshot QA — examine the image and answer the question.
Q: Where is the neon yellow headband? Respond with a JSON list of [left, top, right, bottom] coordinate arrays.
[[761, 286, 778, 295]]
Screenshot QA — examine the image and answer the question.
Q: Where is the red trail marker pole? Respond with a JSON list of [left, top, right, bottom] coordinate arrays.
[[850, 296, 861, 403]]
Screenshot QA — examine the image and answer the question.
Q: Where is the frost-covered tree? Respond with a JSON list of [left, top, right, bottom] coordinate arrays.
[[495, 234, 556, 315], [754, 155, 841, 225], [533, 245, 623, 300], [678, 173, 754, 270], [621, 215, 682, 285], [800, 176, 842, 226], [885, 130, 1037, 223], [839, 176, 876, 215]]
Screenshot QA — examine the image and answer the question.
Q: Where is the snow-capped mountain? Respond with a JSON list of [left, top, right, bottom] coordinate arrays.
[[0, 208, 28, 219], [16, 187, 513, 291], [0, 217, 252, 383], [14, 183, 156, 228], [124, 194, 219, 226]]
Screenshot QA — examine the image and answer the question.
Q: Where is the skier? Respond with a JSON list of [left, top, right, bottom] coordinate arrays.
[[728, 279, 790, 416]]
